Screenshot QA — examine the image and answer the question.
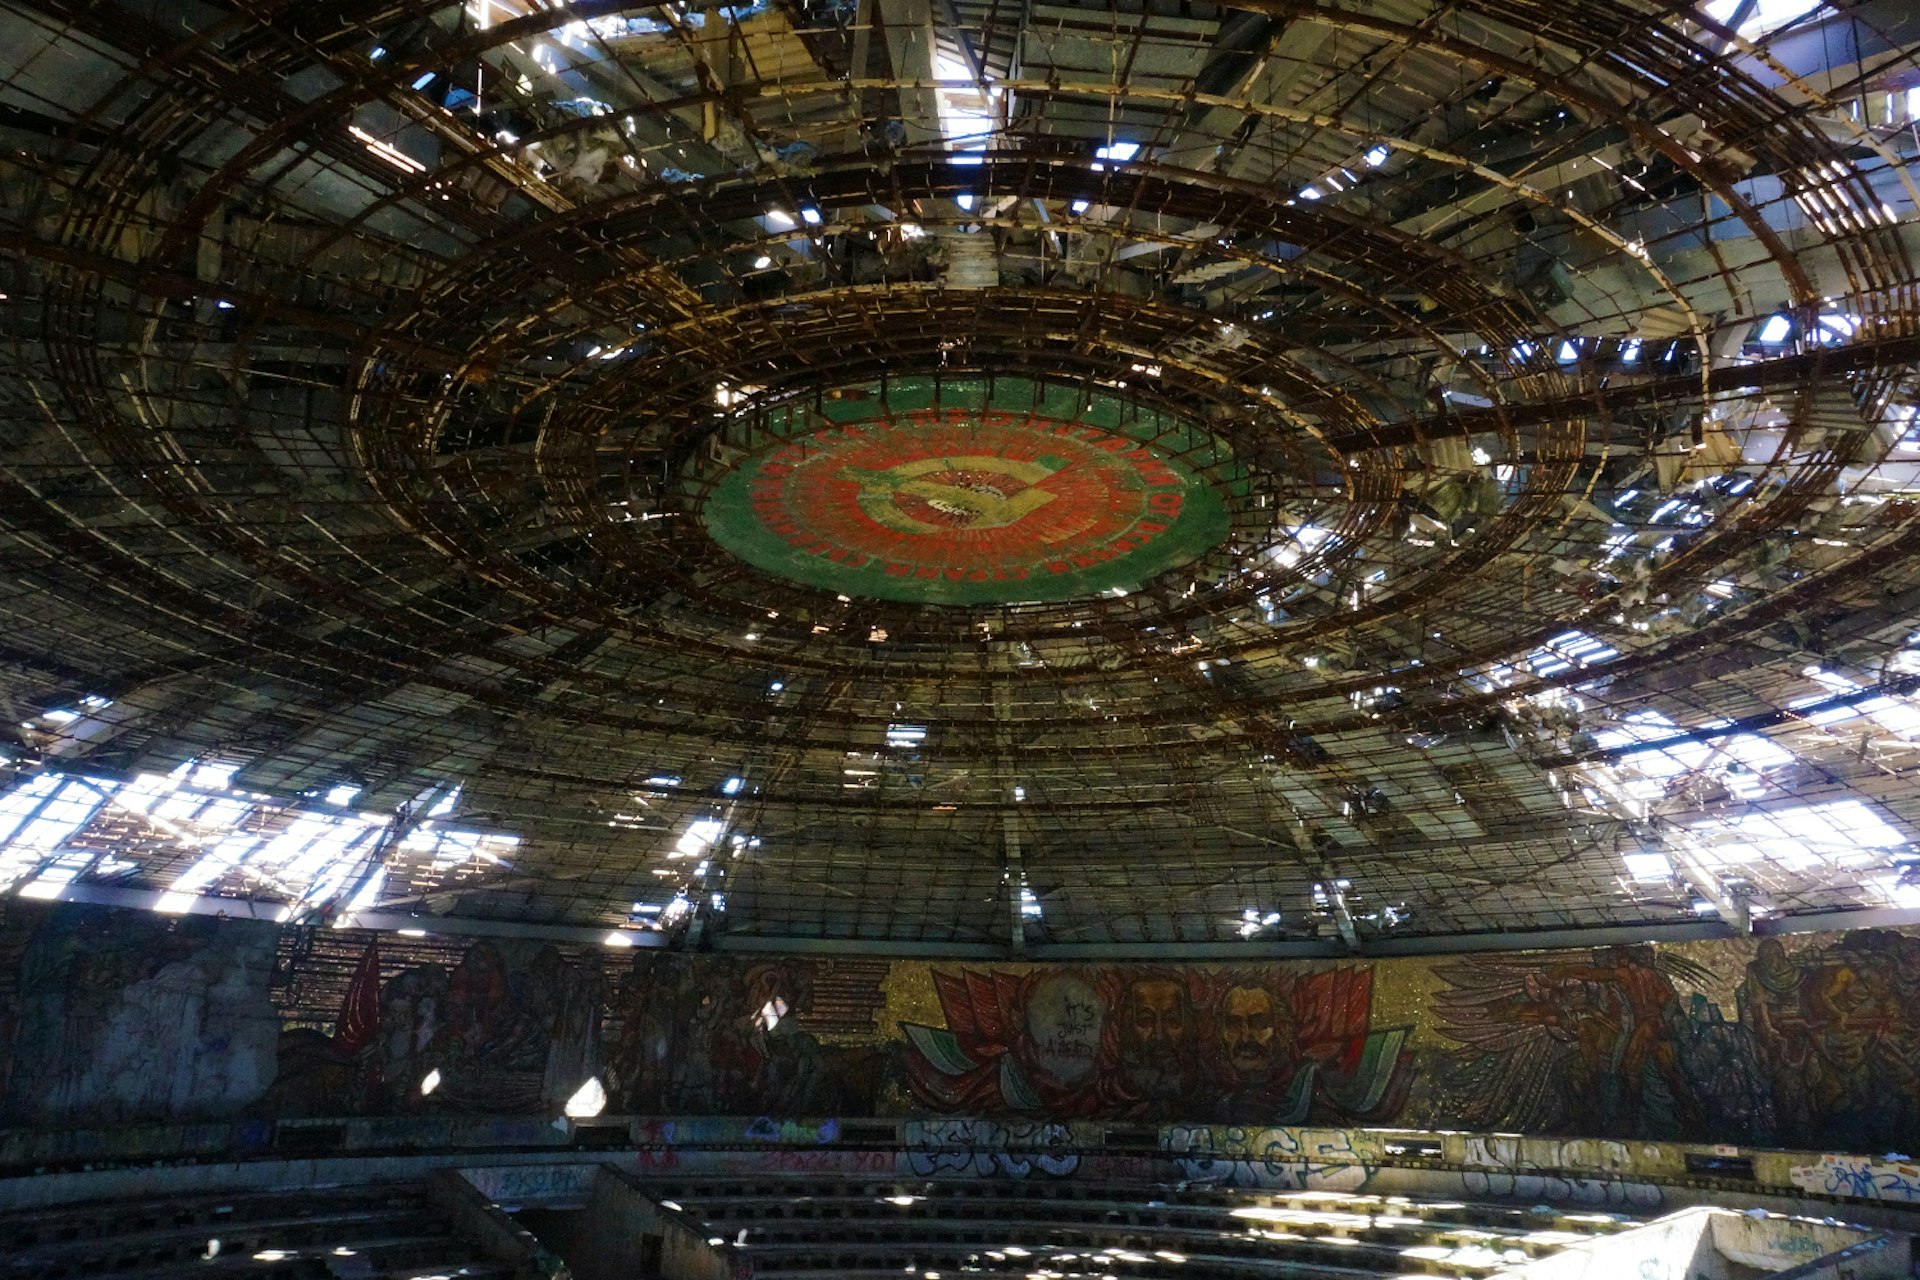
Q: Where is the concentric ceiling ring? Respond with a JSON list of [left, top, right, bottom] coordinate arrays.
[[5, 0, 1920, 947]]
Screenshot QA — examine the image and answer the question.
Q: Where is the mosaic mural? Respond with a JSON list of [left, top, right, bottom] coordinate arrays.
[[902, 965, 1410, 1122], [3, 899, 1920, 1154], [691, 377, 1243, 605], [606, 952, 888, 1115], [0, 904, 279, 1124], [267, 935, 602, 1117]]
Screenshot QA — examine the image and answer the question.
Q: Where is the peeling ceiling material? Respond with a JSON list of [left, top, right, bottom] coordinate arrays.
[[3, 0, 1920, 950]]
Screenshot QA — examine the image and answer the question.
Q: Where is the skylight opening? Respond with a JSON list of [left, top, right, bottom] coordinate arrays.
[[1477, 630, 1619, 690], [156, 834, 265, 912], [2, 780, 108, 870], [1271, 523, 1331, 569], [673, 816, 726, 857], [0, 767, 511, 915], [192, 760, 241, 790], [1237, 907, 1282, 937], [1622, 852, 1674, 882], [346, 125, 427, 175], [1701, 0, 1825, 39], [1691, 800, 1907, 871], [1888, 405, 1920, 453], [1593, 710, 1718, 786], [713, 381, 764, 409], [1813, 313, 1860, 345], [1798, 667, 1920, 739], [933, 53, 996, 154]]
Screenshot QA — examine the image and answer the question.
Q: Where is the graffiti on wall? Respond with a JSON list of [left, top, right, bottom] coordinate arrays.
[[903, 1118, 1082, 1178], [1458, 1135, 1664, 1209], [1162, 1124, 1382, 1191], [1788, 1153, 1920, 1203], [902, 965, 1411, 1122], [5, 898, 1920, 1155]]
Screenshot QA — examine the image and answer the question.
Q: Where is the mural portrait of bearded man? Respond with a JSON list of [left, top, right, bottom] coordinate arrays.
[[1116, 973, 1196, 1111], [1213, 983, 1311, 1120]]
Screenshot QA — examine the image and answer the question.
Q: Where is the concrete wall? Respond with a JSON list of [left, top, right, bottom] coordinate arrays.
[[12, 1114, 1920, 1228], [590, 1167, 736, 1280], [1491, 1208, 1725, 1280], [1494, 1208, 1910, 1280]]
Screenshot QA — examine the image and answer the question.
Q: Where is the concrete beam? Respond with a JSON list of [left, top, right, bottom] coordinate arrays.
[[1328, 330, 1920, 454], [32, 882, 1920, 959], [570, 1166, 739, 1280], [424, 1167, 573, 1279]]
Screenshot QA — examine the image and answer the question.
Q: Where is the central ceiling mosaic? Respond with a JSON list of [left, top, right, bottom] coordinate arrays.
[[693, 378, 1240, 604]]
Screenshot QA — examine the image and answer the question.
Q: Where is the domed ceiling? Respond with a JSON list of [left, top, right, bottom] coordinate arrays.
[[3, 0, 1920, 952]]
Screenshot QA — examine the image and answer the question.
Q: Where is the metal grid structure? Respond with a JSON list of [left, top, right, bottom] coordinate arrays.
[[4, 0, 1920, 951]]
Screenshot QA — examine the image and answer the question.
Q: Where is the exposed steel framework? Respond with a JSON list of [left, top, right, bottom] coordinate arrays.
[[4, 0, 1920, 950]]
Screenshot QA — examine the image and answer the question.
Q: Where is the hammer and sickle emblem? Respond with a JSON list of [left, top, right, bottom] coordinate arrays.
[[839, 455, 1061, 534]]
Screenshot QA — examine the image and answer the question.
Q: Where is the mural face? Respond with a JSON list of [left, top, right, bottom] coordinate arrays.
[[4, 899, 1920, 1156], [901, 965, 1411, 1123], [1119, 975, 1194, 1102], [1025, 974, 1101, 1084], [1218, 985, 1287, 1080]]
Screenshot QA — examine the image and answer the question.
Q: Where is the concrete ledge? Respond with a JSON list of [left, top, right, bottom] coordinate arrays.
[[4, 1116, 1920, 1229]]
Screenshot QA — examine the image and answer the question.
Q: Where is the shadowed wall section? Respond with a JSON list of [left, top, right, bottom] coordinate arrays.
[[1, 901, 1917, 1155]]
